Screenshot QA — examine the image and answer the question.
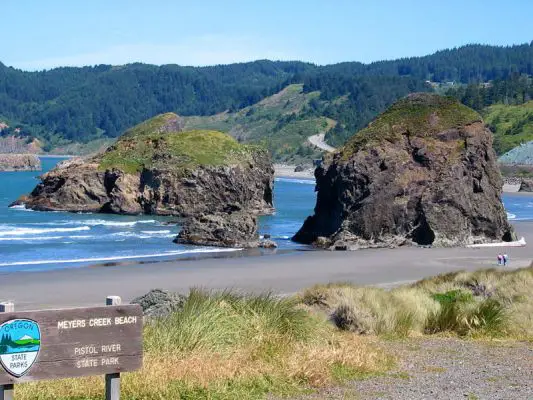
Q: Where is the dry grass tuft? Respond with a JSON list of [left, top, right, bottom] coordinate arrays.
[[16, 290, 388, 400], [305, 267, 533, 339]]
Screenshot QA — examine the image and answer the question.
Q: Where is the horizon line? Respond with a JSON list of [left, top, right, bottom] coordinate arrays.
[[3, 41, 531, 73]]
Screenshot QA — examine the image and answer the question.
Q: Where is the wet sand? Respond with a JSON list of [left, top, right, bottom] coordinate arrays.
[[1, 221, 532, 311]]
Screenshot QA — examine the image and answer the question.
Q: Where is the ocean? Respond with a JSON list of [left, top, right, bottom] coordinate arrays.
[[0, 158, 315, 273], [0, 158, 530, 273]]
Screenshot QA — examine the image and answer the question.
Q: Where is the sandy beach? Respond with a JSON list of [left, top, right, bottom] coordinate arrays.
[[274, 164, 315, 179], [1, 221, 531, 311]]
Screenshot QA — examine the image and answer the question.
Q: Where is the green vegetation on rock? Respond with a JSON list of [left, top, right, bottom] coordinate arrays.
[[342, 94, 481, 156], [99, 114, 264, 173]]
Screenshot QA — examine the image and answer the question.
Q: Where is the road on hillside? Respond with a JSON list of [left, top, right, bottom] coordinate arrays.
[[308, 133, 336, 152]]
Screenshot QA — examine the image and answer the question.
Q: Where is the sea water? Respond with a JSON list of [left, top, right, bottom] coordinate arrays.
[[0, 158, 315, 273], [0, 158, 530, 273]]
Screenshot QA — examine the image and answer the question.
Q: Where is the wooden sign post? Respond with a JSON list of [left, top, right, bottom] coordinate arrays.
[[0, 302, 14, 400], [0, 297, 143, 400]]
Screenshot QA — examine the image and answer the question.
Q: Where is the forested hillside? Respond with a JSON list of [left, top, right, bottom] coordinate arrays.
[[183, 84, 329, 163], [0, 42, 532, 156]]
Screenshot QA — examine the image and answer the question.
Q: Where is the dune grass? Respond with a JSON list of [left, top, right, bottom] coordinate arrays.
[[14, 267, 533, 399], [16, 289, 389, 400], [302, 267, 533, 339]]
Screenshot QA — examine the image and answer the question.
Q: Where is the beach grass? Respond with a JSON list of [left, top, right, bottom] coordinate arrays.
[[16, 290, 389, 400], [14, 267, 533, 399], [302, 266, 533, 339]]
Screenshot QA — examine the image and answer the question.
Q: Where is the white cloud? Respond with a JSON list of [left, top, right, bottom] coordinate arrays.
[[11, 35, 297, 70]]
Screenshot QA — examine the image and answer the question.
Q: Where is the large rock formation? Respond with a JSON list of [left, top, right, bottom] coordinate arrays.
[[0, 154, 41, 171], [293, 94, 514, 248], [14, 113, 274, 216], [174, 212, 259, 248]]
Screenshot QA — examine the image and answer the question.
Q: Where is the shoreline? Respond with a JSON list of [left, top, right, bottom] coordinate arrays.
[[274, 164, 315, 180], [2, 221, 531, 310]]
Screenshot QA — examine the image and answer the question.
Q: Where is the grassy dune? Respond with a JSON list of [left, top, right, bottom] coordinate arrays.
[[302, 266, 533, 338], [16, 267, 532, 399], [17, 290, 388, 400]]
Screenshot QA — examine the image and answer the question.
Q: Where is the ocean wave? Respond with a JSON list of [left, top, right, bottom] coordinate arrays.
[[0, 248, 242, 267], [507, 212, 517, 220], [83, 219, 156, 227], [0, 226, 91, 236], [0, 236, 64, 241], [111, 231, 175, 239], [140, 230, 171, 235], [29, 219, 158, 227], [275, 177, 315, 185], [0, 234, 94, 242], [8, 204, 34, 212]]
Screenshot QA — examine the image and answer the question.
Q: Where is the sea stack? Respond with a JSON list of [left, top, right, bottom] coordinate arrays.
[[14, 113, 274, 216], [0, 154, 41, 172], [293, 93, 514, 249]]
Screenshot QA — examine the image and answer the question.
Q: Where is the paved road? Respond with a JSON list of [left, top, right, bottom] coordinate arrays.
[[0, 240, 530, 310], [308, 133, 336, 152]]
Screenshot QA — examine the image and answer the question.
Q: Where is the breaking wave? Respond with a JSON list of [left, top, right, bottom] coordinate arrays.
[[8, 204, 34, 212], [0, 226, 91, 236], [0, 248, 242, 267]]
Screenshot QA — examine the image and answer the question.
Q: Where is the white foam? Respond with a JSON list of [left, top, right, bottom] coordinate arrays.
[[8, 204, 34, 212], [0, 226, 91, 236], [45, 219, 156, 227], [140, 230, 171, 235], [0, 236, 64, 241], [0, 234, 94, 242], [275, 177, 315, 185], [111, 231, 175, 239], [83, 219, 156, 227], [0, 248, 242, 267], [23, 219, 158, 228], [507, 212, 517, 220]]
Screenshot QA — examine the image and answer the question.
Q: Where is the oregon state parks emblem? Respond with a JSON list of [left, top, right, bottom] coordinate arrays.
[[0, 319, 41, 377]]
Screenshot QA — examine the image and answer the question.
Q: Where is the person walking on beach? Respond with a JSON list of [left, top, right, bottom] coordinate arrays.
[[497, 254, 503, 266], [503, 253, 509, 266]]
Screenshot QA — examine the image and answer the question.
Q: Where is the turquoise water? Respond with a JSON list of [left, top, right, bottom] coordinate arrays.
[[0, 158, 530, 273], [0, 158, 315, 273]]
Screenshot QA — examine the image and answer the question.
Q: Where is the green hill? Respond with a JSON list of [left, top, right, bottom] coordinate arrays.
[[183, 84, 331, 162], [0, 42, 531, 159], [483, 101, 533, 155]]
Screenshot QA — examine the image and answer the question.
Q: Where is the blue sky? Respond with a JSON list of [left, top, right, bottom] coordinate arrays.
[[2, 0, 532, 70]]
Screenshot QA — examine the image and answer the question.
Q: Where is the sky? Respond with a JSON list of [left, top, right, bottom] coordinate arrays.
[[2, 0, 532, 71]]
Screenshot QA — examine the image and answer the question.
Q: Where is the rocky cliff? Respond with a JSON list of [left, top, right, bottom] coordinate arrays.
[[293, 94, 514, 248], [174, 212, 259, 248], [14, 113, 274, 216], [0, 154, 41, 171]]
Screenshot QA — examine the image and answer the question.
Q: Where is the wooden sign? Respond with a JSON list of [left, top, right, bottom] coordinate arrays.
[[0, 303, 143, 385]]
